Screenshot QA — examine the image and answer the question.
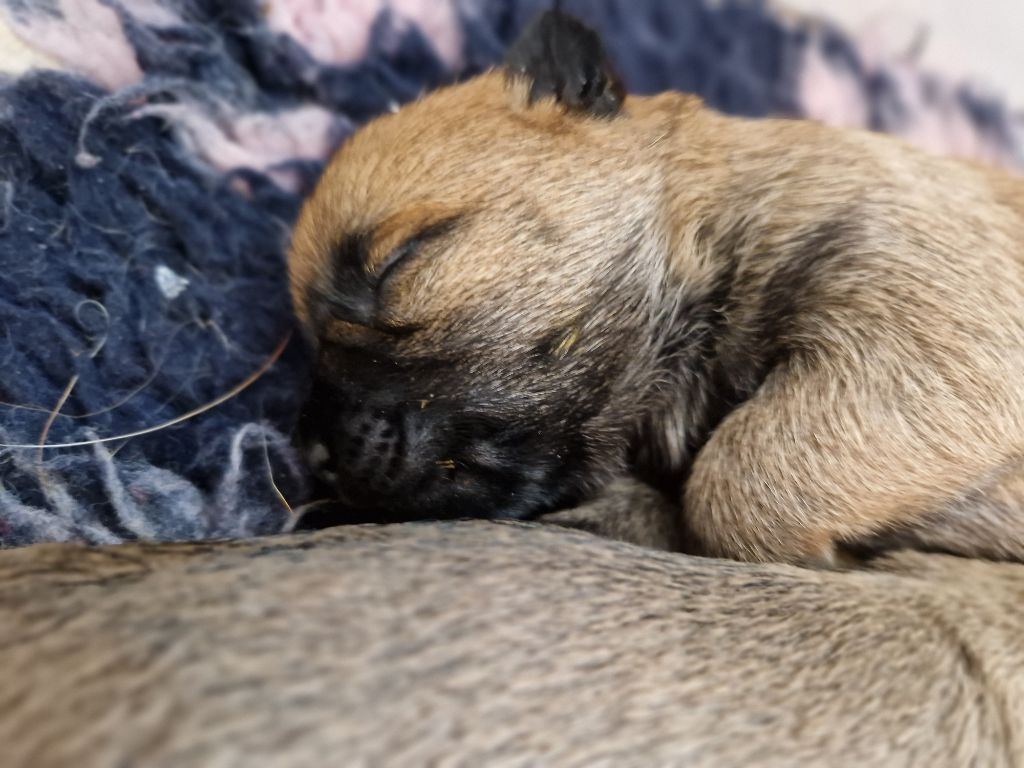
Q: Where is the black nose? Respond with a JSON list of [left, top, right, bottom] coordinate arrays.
[[295, 376, 441, 504]]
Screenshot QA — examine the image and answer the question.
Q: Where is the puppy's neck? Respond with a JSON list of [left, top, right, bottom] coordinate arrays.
[[632, 101, 863, 479]]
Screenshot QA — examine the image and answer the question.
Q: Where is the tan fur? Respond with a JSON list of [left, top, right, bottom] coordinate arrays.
[[664, 109, 1024, 562], [3, 520, 1024, 766], [290, 68, 1024, 566]]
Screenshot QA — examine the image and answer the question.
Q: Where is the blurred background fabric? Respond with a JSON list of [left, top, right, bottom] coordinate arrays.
[[786, 0, 1024, 107], [0, 0, 1020, 547]]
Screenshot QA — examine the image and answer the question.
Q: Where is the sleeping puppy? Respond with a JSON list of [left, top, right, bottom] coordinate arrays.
[[287, 10, 1024, 566]]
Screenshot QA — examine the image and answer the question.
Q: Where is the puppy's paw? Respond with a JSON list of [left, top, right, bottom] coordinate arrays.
[[538, 478, 683, 551], [793, 542, 865, 571]]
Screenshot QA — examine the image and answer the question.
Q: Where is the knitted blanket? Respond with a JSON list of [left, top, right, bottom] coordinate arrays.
[[1, 0, 1021, 547]]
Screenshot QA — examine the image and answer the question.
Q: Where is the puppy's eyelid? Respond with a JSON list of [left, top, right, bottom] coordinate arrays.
[[373, 216, 462, 291], [375, 236, 420, 285]]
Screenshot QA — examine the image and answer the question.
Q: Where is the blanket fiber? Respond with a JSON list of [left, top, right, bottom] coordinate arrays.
[[1, 0, 1022, 547]]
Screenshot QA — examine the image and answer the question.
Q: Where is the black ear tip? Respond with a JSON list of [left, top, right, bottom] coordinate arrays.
[[503, 8, 625, 117]]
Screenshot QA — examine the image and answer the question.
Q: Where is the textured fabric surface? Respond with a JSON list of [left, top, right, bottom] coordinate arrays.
[[0, 0, 1021, 547]]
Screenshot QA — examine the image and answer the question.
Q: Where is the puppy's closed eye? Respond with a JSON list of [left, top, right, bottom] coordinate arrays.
[[373, 215, 464, 293], [311, 215, 462, 340]]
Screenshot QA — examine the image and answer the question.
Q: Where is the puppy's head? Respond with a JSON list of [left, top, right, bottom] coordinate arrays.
[[290, 11, 683, 521]]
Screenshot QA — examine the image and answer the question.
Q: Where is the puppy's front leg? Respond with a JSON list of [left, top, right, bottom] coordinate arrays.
[[684, 358, 1019, 567], [539, 477, 683, 551]]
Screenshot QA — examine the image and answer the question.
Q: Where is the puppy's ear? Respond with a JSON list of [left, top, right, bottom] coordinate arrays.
[[503, 9, 625, 117]]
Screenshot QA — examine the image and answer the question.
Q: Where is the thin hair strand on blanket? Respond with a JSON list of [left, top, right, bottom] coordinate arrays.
[[1, 333, 292, 450]]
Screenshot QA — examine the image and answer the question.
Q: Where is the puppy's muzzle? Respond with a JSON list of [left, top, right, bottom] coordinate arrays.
[[295, 372, 581, 523], [296, 376, 441, 506]]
